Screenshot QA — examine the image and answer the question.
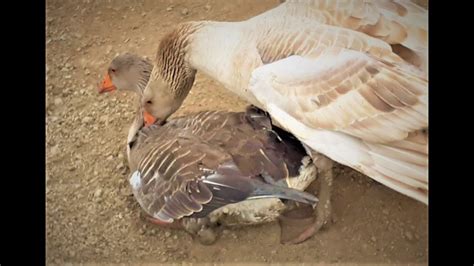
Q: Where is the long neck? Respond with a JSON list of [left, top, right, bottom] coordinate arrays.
[[127, 68, 149, 161], [186, 22, 242, 86], [126, 105, 144, 167], [129, 57, 153, 135], [135, 59, 153, 95], [185, 21, 263, 104]]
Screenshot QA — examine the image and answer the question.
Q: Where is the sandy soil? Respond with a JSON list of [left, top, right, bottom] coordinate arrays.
[[46, 0, 428, 264]]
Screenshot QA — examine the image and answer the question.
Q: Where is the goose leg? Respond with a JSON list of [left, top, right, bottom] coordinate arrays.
[[181, 217, 220, 245], [287, 151, 333, 244]]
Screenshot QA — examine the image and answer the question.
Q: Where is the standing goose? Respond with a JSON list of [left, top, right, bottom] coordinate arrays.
[[99, 53, 323, 244], [140, 0, 428, 241]]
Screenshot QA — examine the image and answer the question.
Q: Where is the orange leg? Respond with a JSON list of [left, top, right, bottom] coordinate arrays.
[[141, 212, 183, 229], [285, 152, 333, 244]]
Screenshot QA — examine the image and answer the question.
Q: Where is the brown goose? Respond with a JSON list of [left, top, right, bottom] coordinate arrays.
[[99, 53, 320, 244]]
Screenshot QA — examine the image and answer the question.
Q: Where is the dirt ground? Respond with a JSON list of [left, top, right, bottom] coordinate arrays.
[[46, 0, 428, 264]]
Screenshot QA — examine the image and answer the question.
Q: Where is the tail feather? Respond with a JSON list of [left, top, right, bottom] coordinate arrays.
[[248, 179, 319, 207], [368, 148, 427, 186]]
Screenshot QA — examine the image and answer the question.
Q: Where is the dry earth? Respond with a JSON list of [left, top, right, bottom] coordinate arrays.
[[46, 0, 428, 264]]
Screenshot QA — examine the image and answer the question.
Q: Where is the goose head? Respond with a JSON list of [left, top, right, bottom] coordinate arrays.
[[99, 53, 156, 126], [141, 70, 194, 126], [99, 53, 153, 94]]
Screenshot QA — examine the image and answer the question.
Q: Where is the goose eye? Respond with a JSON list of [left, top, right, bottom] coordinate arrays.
[[111, 69, 116, 73]]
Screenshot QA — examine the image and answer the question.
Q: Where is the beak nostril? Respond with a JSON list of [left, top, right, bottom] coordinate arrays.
[[146, 100, 152, 104]]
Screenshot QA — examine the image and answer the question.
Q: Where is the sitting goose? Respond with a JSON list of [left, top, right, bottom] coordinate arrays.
[[140, 0, 428, 242], [99, 53, 321, 244]]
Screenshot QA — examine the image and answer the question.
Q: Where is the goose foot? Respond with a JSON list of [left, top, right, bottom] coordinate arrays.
[[181, 217, 221, 245], [140, 211, 183, 229], [281, 152, 333, 244], [140, 212, 220, 244]]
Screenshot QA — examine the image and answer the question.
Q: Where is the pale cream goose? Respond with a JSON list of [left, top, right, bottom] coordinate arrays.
[[141, 1, 428, 205], [99, 53, 325, 244]]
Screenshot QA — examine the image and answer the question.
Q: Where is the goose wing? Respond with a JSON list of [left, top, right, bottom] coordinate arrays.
[[254, 0, 427, 72], [249, 48, 428, 204]]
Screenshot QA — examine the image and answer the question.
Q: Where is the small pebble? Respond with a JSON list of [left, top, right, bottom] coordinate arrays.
[[50, 145, 60, 157], [116, 162, 124, 170], [54, 97, 63, 106], [94, 188, 102, 198], [82, 116, 93, 124]]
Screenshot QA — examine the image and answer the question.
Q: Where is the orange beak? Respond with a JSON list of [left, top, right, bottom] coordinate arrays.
[[98, 73, 116, 94], [144, 110, 157, 126]]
